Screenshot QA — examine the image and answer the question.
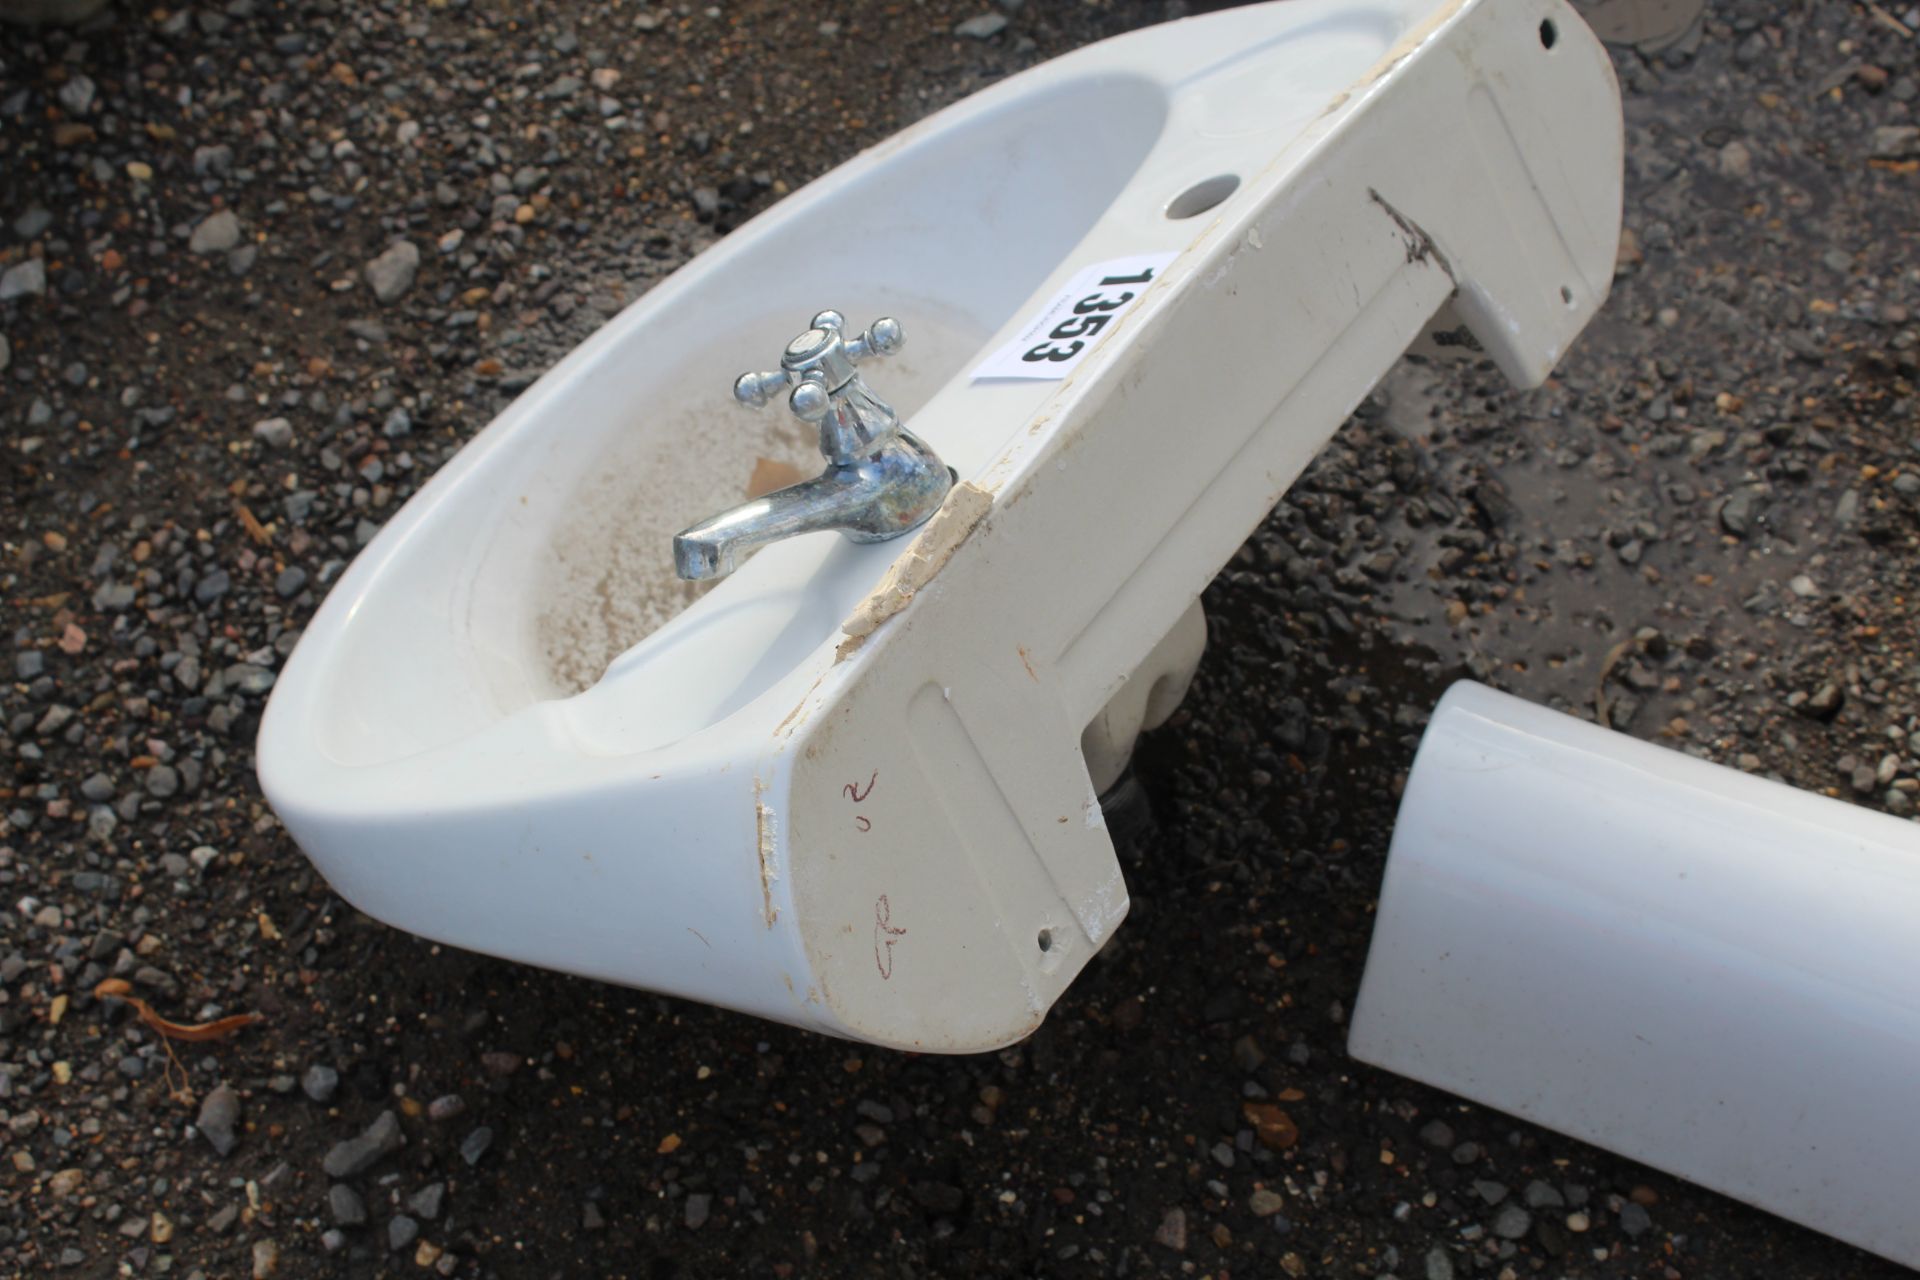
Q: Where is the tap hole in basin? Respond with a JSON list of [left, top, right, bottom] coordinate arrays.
[[1166, 174, 1240, 220], [1538, 18, 1557, 49]]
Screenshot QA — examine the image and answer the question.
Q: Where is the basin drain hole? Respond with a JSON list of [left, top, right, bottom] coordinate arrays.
[[1037, 928, 1054, 953], [1166, 174, 1241, 220], [1538, 18, 1557, 49]]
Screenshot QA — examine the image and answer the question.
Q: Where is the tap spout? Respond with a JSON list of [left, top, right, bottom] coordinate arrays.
[[673, 431, 953, 581]]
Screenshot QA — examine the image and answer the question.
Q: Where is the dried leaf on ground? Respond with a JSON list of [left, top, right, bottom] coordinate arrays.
[[93, 978, 262, 1042]]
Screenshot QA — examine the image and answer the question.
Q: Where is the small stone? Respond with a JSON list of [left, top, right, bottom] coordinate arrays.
[[365, 240, 422, 304], [1249, 1188, 1285, 1216], [1492, 1204, 1532, 1240], [1418, 1119, 1455, 1148], [408, 1183, 445, 1220], [1618, 1201, 1653, 1236], [1718, 486, 1763, 537], [1566, 1210, 1591, 1232], [197, 1085, 242, 1156], [427, 1094, 466, 1121], [251, 1238, 279, 1278], [1523, 1179, 1565, 1209], [328, 1183, 366, 1226], [190, 210, 242, 255], [1805, 683, 1845, 720], [459, 1124, 493, 1165], [954, 12, 1008, 37], [14, 207, 52, 239], [302, 1064, 340, 1103], [388, 1215, 419, 1250], [1231, 1035, 1266, 1072], [252, 417, 295, 449], [323, 1110, 405, 1178], [1, 259, 47, 300], [1870, 125, 1919, 159], [275, 566, 308, 599], [1243, 1101, 1299, 1150], [684, 1193, 711, 1229], [1152, 1207, 1187, 1252], [58, 74, 97, 115], [1424, 1245, 1455, 1280]]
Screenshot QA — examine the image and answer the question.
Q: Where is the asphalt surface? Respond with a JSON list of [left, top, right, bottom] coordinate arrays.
[[2, 0, 1918, 1277]]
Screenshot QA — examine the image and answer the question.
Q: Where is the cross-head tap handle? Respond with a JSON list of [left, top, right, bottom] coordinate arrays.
[[731, 311, 905, 425]]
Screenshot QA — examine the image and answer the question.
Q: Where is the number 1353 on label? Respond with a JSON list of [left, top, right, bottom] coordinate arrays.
[[971, 252, 1177, 381]]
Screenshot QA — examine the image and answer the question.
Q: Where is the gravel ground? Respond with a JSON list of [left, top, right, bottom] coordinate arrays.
[[3, 0, 1918, 1277]]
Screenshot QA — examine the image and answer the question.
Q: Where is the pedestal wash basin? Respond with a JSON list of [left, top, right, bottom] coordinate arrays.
[[258, 0, 1623, 1050]]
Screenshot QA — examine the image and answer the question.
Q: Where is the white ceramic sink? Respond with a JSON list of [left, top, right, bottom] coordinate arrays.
[[259, 0, 1622, 1050]]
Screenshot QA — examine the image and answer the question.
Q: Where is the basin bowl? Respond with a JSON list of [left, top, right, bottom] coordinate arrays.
[[259, 0, 1622, 1050]]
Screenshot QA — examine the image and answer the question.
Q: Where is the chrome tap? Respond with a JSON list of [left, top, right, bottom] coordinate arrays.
[[672, 310, 954, 581]]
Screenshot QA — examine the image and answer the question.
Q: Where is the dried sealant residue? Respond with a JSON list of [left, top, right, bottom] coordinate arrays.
[[755, 778, 779, 928], [835, 481, 994, 660]]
